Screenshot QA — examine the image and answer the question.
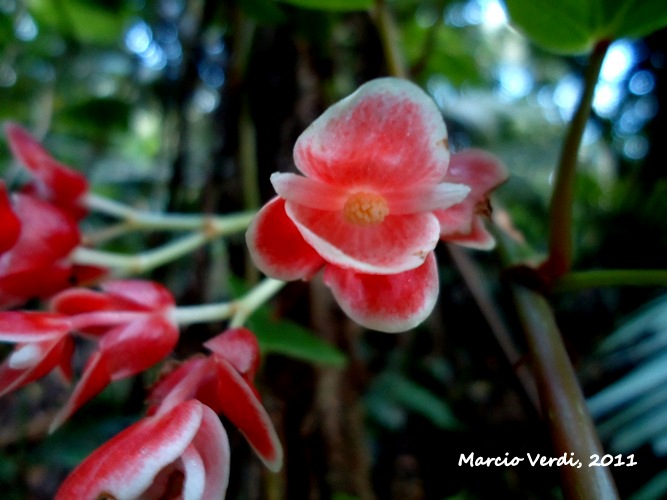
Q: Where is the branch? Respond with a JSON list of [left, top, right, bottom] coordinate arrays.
[[512, 284, 619, 499]]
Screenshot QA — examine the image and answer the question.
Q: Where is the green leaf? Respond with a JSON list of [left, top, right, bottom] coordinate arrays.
[[28, 0, 128, 45], [601, 0, 667, 41], [249, 309, 347, 367], [371, 372, 464, 430], [502, 0, 667, 54], [276, 0, 372, 11]]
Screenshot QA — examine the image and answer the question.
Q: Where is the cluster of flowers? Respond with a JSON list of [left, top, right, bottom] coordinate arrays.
[[1, 77, 506, 497], [0, 124, 281, 498], [247, 78, 508, 332]]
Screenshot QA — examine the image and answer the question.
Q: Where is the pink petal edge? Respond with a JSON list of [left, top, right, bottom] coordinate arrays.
[[323, 252, 440, 333]]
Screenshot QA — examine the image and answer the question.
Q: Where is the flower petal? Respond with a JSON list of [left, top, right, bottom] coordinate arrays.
[[180, 444, 206, 500], [246, 197, 324, 281], [55, 400, 204, 500], [444, 149, 508, 195], [213, 357, 283, 472], [147, 357, 212, 415], [0, 336, 73, 397], [101, 279, 176, 311], [286, 202, 439, 274], [444, 217, 497, 250], [293, 78, 450, 190], [0, 182, 20, 255], [323, 253, 439, 333], [0, 263, 75, 310], [5, 123, 88, 204], [204, 327, 260, 379], [436, 149, 508, 247], [271, 172, 347, 210], [0, 312, 71, 342], [0, 194, 79, 276], [386, 182, 470, 214], [189, 405, 230, 500], [99, 315, 179, 380], [50, 288, 116, 315]]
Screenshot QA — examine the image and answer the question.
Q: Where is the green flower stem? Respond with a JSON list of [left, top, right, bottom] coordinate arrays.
[[373, 0, 407, 79], [512, 284, 619, 500], [552, 269, 667, 292], [72, 231, 210, 275], [84, 193, 255, 233], [170, 278, 285, 327], [229, 278, 286, 327], [545, 40, 609, 278]]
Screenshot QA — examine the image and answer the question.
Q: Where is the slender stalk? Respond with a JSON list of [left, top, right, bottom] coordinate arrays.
[[513, 285, 619, 499], [240, 98, 260, 210], [372, 0, 407, 79], [552, 269, 667, 292], [409, 0, 446, 76], [170, 278, 285, 327], [83, 221, 133, 245], [229, 278, 286, 327], [545, 41, 610, 278], [72, 232, 209, 275], [84, 193, 255, 233], [169, 301, 235, 326]]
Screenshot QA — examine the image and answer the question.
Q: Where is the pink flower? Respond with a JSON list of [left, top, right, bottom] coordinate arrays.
[[246, 78, 506, 332], [0, 280, 179, 429], [148, 328, 283, 472], [436, 149, 508, 249], [56, 399, 230, 500]]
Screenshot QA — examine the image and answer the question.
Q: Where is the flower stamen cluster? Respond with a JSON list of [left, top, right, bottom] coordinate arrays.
[[343, 191, 390, 226]]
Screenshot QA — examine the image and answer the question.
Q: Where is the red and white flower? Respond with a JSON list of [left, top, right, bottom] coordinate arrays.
[[148, 327, 283, 472], [246, 78, 507, 332], [56, 399, 230, 500], [0, 280, 179, 429], [436, 149, 508, 249]]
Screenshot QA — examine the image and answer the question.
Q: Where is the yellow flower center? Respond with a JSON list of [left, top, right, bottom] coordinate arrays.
[[343, 191, 389, 226]]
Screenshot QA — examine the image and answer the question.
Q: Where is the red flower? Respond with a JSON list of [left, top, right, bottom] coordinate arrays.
[[0, 280, 179, 429], [1, 125, 102, 308], [246, 78, 506, 332], [4, 122, 88, 218], [56, 399, 230, 500], [0, 191, 93, 309], [148, 328, 283, 472], [0, 182, 20, 254]]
